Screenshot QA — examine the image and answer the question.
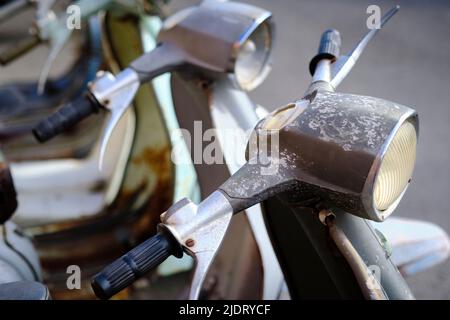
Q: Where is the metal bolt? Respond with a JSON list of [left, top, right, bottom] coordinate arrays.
[[185, 239, 195, 247], [318, 209, 335, 226]]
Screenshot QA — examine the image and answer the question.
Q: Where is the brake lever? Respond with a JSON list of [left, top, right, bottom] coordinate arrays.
[[32, 40, 183, 157], [35, 0, 153, 94], [92, 192, 234, 300], [36, 29, 72, 94], [89, 43, 183, 170], [34, 0, 56, 20], [330, 5, 400, 89], [87, 70, 140, 171], [160, 194, 234, 299], [35, 0, 81, 94]]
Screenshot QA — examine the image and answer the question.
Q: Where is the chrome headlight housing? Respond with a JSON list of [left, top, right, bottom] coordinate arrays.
[[373, 120, 417, 211], [158, 1, 274, 91], [234, 19, 273, 91], [253, 91, 419, 222], [365, 117, 418, 220]]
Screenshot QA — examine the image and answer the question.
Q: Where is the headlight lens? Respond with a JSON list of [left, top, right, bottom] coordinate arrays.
[[373, 120, 417, 211], [235, 21, 272, 91]]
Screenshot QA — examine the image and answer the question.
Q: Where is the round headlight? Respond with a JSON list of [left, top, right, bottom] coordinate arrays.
[[373, 120, 417, 211], [235, 21, 273, 91]]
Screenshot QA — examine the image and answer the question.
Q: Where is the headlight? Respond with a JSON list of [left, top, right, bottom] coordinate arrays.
[[235, 21, 273, 91], [158, 1, 274, 91], [373, 120, 417, 211], [250, 91, 419, 222]]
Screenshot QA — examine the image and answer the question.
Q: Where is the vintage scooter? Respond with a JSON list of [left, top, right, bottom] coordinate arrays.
[[32, 2, 450, 299], [2, 0, 284, 299], [86, 5, 446, 300], [0, 0, 184, 299], [27, 0, 286, 299]]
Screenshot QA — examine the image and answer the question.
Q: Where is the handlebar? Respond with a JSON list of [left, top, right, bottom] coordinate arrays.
[[32, 94, 101, 143], [91, 229, 183, 300]]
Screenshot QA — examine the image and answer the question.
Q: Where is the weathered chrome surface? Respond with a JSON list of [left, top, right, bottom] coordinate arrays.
[[158, 0, 273, 91], [89, 69, 139, 104], [88, 69, 140, 169], [6, 10, 175, 299], [161, 191, 233, 299], [223, 90, 418, 222]]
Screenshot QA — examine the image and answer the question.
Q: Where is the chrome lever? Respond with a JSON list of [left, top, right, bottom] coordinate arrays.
[[161, 192, 234, 299], [88, 69, 140, 170], [37, 31, 71, 94], [330, 5, 400, 89]]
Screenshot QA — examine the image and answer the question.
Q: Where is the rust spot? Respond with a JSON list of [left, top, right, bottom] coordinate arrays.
[[131, 146, 172, 177], [29, 146, 173, 235], [89, 179, 107, 193]]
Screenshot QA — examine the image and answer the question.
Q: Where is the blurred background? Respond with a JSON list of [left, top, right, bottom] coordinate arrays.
[[1, 0, 450, 299]]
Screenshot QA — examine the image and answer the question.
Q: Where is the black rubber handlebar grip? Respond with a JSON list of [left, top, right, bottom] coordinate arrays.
[[309, 29, 342, 75], [91, 231, 183, 300], [32, 94, 100, 143]]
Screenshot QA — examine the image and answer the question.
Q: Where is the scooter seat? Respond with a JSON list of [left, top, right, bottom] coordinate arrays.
[[0, 281, 50, 300]]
